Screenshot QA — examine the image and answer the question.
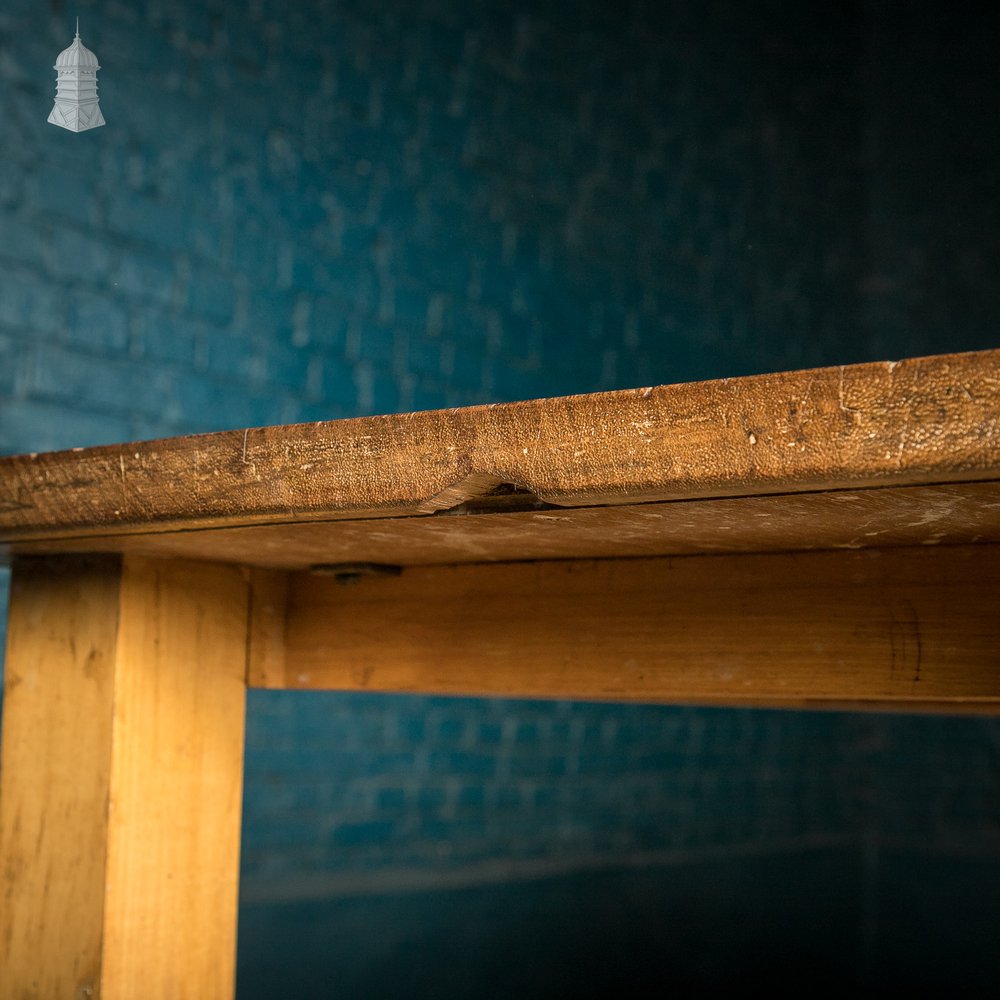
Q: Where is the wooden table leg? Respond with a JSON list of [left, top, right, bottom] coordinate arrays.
[[0, 555, 249, 999]]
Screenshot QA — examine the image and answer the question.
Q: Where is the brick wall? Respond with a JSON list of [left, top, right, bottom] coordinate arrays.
[[860, 2, 1000, 356], [239, 694, 859, 896], [1, 0, 997, 993]]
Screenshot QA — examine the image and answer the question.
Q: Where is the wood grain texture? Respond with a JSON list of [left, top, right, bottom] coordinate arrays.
[[267, 545, 1000, 710], [0, 348, 997, 544], [0, 555, 248, 1000], [7, 480, 1000, 570], [101, 557, 248, 999], [246, 568, 287, 687], [0, 556, 122, 999]]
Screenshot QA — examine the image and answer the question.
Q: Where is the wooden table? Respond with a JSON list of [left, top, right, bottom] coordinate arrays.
[[1, 348, 998, 997]]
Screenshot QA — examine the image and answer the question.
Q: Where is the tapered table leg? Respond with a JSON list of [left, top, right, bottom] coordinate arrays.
[[0, 555, 249, 999]]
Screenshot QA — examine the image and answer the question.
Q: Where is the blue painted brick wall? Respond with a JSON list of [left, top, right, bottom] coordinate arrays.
[[1, 0, 998, 991]]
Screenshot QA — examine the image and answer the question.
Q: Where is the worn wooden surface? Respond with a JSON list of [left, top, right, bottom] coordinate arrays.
[[260, 545, 1000, 710], [0, 557, 122, 999], [0, 555, 248, 999], [7, 479, 1000, 570], [0, 349, 998, 548]]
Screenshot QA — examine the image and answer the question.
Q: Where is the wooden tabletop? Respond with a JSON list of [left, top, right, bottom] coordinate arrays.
[[1, 348, 998, 569], [2, 349, 999, 1000]]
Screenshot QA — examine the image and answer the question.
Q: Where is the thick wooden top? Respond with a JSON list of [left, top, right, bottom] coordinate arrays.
[[1, 349, 998, 568]]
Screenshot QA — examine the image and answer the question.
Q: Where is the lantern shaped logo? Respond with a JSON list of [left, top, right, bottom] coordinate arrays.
[[48, 20, 105, 132]]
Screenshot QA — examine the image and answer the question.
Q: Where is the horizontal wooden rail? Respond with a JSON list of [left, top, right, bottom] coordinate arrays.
[[248, 544, 1000, 711]]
